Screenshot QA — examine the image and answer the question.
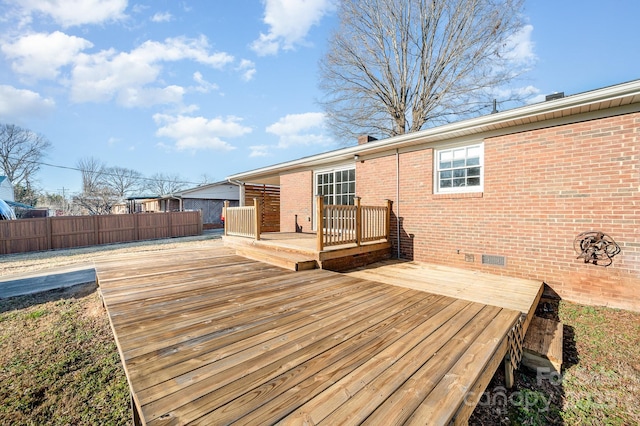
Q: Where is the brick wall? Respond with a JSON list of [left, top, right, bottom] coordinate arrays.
[[280, 170, 313, 233], [356, 112, 640, 311]]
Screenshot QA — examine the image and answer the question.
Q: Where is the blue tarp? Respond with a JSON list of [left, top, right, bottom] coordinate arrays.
[[0, 199, 16, 220]]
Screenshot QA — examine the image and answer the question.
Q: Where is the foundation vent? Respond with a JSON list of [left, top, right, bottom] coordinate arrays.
[[482, 254, 506, 267]]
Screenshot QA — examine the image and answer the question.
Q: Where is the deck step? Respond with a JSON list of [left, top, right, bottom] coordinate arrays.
[[235, 247, 317, 271], [522, 316, 563, 373]]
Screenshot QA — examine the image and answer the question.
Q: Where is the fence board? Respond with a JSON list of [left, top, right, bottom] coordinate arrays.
[[0, 211, 202, 255], [245, 184, 280, 232]]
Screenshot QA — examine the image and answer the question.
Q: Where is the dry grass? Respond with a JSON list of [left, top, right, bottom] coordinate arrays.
[[0, 283, 131, 425], [0, 233, 222, 277]]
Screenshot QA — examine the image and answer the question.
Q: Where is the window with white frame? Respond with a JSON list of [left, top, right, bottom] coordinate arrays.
[[435, 143, 483, 193], [315, 167, 356, 206]]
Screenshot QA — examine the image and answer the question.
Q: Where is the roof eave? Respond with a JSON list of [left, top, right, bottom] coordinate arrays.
[[227, 79, 640, 184]]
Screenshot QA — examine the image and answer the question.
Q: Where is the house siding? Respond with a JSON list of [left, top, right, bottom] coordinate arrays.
[[280, 171, 313, 233], [0, 178, 14, 202], [356, 112, 640, 311]]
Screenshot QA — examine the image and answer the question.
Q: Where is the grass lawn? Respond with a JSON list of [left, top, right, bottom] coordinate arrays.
[[0, 284, 131, 425], [0, 238, 638, 424], [470, 300, 640, 425]]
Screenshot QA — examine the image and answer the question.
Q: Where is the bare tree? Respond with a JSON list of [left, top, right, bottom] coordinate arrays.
[[0, 123, 52, 187], [76, 157, 106, 193], [102, 166, 144, 198], [319, 0, 528, 141], [72, 190, 118, 215], [73, 157, 116, 215], [146, 173, 187, 196]]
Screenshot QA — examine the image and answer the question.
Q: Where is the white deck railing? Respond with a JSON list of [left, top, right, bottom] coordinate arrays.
[[223, 199, 261, 240]]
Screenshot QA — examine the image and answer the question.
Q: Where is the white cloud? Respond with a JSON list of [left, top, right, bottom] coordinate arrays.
[[237, 59, 256, 81], [527, 93, 548, 104], [1, 31, 93, 81], [503, 24, 536, 67], [249, 145, 270, 157], [69, 36, 234, 105], [0, 85, 55, 120], [251, 0, 336, 56], [192, 72, 219, 93], [153, 114, 252, 151], [14, 0, 128, 27], [489, 85, 541, 107], [151, 11, 172, 22], [118, 85, 185, 108], [266, 112, 332, 148]]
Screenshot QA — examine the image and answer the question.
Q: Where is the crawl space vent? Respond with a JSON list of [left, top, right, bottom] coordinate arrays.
[[482, 254, 506, 267]]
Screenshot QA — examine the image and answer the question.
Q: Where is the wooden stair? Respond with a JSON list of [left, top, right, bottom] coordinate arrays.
[[223, 234, 318, 272], [235, 246, 317, 271]]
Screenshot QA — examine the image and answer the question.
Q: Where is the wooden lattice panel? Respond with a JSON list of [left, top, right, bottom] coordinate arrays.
[[507, 314, 525, 371]]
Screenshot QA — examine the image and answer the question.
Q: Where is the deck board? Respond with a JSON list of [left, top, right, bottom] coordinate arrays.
[[95, 245, 535, 425], [345, 259, 543, 321]]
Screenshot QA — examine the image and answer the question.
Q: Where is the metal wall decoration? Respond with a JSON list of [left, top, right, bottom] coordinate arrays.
[[574, 231, 621, 267]]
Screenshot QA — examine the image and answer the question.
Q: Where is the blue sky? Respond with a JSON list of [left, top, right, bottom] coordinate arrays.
[[0, 0, 638, 195]]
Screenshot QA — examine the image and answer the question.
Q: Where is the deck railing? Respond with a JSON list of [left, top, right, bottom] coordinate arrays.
[[316, 196, 391, 251], [223, 199, 261, 240], [223, 197, 391, 251]]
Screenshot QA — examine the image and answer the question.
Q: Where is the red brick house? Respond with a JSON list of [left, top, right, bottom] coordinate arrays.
[[228, 80, 640, 312]]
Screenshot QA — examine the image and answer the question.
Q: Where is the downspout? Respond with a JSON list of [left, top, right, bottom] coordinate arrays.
[[227, 179, 245, 206], [396, 149, 401, 259]]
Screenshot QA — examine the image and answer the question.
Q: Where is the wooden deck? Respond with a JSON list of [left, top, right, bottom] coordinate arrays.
[[345, 259, 543, 329], [223, 232, 392, 271], [96, 245, 530, 425]]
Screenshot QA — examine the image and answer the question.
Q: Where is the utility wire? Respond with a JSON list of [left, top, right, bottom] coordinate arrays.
[[2, 155, 205, 186]]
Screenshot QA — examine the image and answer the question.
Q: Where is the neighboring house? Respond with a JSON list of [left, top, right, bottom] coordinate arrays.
[[0, 176, 46, 218], [228, 79, 640, 312], [113, 196, 161, 214], [0, 176, 17, 219], [155, 181, 241, 228], [0, 176, 15, 202]]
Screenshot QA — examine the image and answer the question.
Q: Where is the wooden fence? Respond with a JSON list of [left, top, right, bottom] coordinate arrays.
[[0, 211, 202, 255], [244, 184, 280, 233]]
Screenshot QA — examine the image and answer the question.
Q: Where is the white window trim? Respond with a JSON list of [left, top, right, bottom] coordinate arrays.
[[434, 142, 484, 194], [313, 165, 356, 230]]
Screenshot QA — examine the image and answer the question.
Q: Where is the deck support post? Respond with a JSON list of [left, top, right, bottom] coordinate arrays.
[[316, 195, 324, 252], [131, 395, 142, 426], [355, 197, 361, 247], [384, 199, 392, 241], [253, 198, 261, 241], [223, 200, 229, 236], [504, 354, 515, 389]]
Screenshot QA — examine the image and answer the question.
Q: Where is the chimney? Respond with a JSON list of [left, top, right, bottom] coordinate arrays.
[[545, 92, 565, 101], [357, 135, 377, 145]]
